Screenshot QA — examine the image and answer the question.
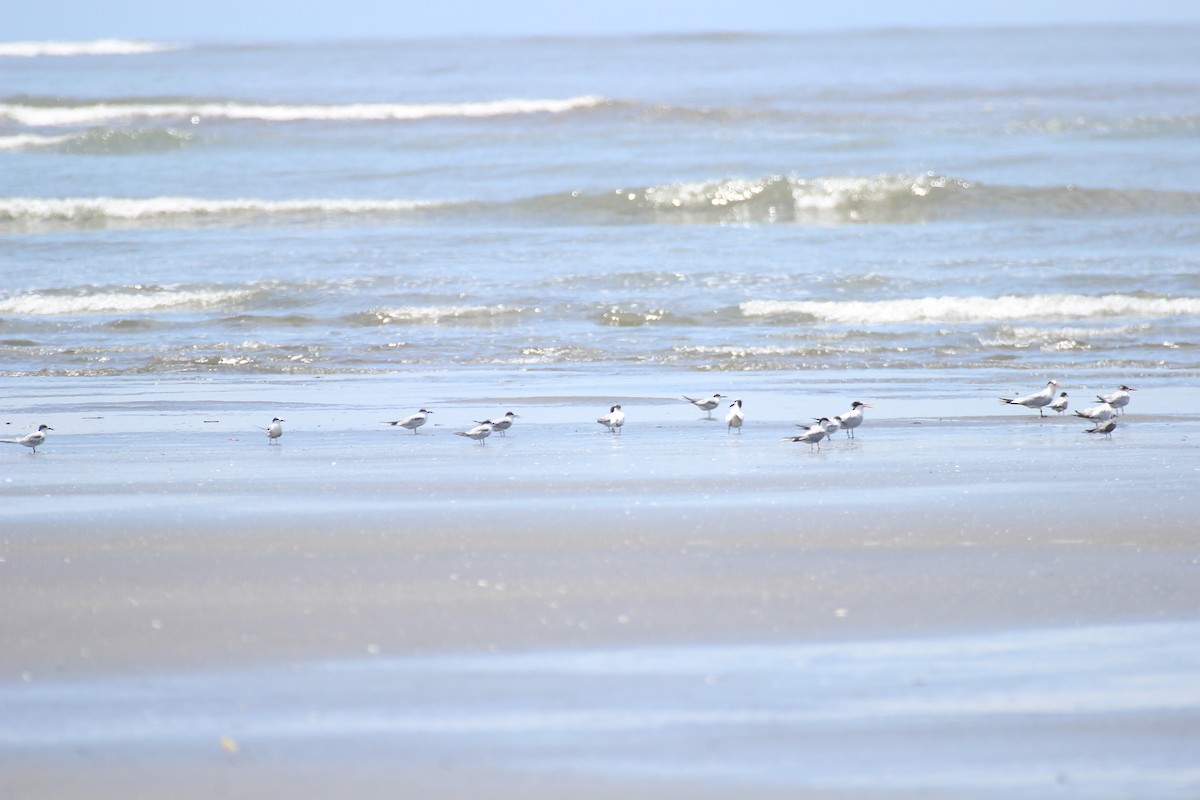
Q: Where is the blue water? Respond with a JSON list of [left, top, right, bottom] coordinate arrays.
[[2, 27, 1199, 382]]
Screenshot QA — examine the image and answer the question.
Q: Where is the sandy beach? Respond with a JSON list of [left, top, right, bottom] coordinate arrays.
[[3, 374, 1199, 798]]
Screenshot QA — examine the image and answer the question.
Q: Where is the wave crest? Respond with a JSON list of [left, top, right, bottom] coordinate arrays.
[[0, 287, 255, 315], [0, 95, 610, 126], [0, 39, 178, 58], [0, 197, 440, 227], [741, 295, 1200, 324]]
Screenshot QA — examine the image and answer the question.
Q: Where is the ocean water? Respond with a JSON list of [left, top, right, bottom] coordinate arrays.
[[2, 27, 1199, 385]]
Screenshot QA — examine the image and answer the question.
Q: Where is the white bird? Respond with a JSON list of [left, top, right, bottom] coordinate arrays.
[[683, 393, 724, 418], [725, 399, 744, 433], [1000, 380, 1060, 416], [455, 422, 493, 444], [384, 408, 432, 433], [2, 424, 52, 453], [1049, 392, 1069, 414], [475, 410, 518, 436], [1097, 385, 1136, 414], [835, 401, 873, 438], [814, 416, 840, 438], [1074, 403, 1115, 421], [1085, 419, 1117, 439], [263, 417, 284, 443], [785, 419, 828, 451], [597, 404, 625, 434]]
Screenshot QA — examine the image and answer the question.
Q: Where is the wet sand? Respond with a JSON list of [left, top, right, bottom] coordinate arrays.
[[3, 375, 1200, 798]]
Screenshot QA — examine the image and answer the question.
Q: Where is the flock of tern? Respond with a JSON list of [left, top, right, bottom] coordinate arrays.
[[2, 383, 1138, 453], [1000, 380, 1136, 438]]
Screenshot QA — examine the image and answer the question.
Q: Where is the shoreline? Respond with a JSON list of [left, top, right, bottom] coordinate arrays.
[[4, 374, 1199, 798]]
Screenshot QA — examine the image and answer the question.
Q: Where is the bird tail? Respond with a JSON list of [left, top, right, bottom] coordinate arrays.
[[682, 395, 698, 403], [1073, 411, 1088, 418], [999, 398, 1016, 405]]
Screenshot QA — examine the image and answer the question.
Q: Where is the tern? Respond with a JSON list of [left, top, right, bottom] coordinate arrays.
[[1000, 380, 1060, 416], [597, 404, 625, 434], [835, 401, 873, 438], [475, 411, 518, 436], [455, 422, 493, 444], [725, 399, 744, 433], [2, 424, 52, 453], [1074, 403, 1115, 422], [814, 416, 840, 438], [384, 408, 432, 433], [785, 419, 829, 451], [1096, 385, 1136, 414], [261, 417, 284, 443], [1085, 419, 1117, 439], [683, 393, 724, 418], [1049, 392, 1069, 414]]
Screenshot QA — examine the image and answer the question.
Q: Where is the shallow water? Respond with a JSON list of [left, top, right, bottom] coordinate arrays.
[[5, 622, 1199, 797]]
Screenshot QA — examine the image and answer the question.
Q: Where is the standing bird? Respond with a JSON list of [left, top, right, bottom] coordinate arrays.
[[814, 416, 841, 438], [1085, 419, 1117, 439], [1049, 392, 1069, 415], [1097, 385, 1136, 415], [263, 417, 284, 443], [455, 422, 493, 444], [725, 399, 744, 433], [475, 411, 518, 436], [1074, 403, 1116, 422], [835, 401, 873, 439], [384, 408, 432, 433], [597, 404, 625, 434], [1000, 380, 1060, 416], [2, 424, 53, 453], [683, 393, 725, 418], [785, 419, 829, 451]]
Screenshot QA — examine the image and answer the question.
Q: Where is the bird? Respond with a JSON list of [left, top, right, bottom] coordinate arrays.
[[835, 401, 873, 438], [455, 422, 493, 444], [2, 424, 52, 453], [1000, 380, 1060, 416], [814, 416, 840, 438], [597, 404, 625, 434], [683, 393, 724, 418], [1049, 392, 1069, 414], [725, 399, 744, 433], [262, 417, 284, 443], [384, 408, 432, 433], [785, 419, 829, 451], [1096, 385, 1136, 415], [1085, 419, 1117, 439], [1074, 403, 1115, 421], [475, 411, 518, 436]]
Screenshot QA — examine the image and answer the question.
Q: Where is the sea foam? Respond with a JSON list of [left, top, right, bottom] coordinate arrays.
[[0, 95, 610, 126], [0, 40, 177, 58], [0, 197, 440, 224], [0, 287, 254, 316], [741, 295, 1200, 324]]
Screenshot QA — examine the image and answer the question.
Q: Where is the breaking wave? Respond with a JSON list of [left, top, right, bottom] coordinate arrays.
[[0, 196, 441, 227], [0, 95, 610, 126], [5, 174, 1198, 231], [0, 286, 257, 316], [0, 128, 193, 154], [0, 40, 178, 58], [740, 295, 1200, 324]]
